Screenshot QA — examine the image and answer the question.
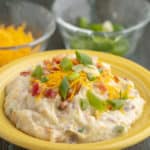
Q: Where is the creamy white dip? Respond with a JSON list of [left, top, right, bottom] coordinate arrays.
[[4, 52, 145, 143]]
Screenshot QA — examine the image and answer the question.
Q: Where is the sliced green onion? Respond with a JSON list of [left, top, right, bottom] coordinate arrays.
[[77, 17, 89, 28], [76, 51, 92, 65], [113, 125, 124, 135], [119, 90, 122, 99], [113, 24, 124, 32], [32, 65, 43, 79], [87, 73, 97, 81], [80, 99, 89, 110], [98, 68, 103, 73], [89, 24, 103, 31], [72, 64, 84, 72], [78, 127, 85, 133], [40, 76, 48, 83], [60, 57, 73, 71], [108, 99, 125, 110], [67, 72, 80, 81], [119, 90, 128, 100], [87, 90, 106, 111], [59, 77, 70, 100]]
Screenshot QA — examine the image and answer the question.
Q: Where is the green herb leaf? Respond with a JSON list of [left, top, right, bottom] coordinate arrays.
[[108, 99, 125, 110], [113, 125, 124, 135], [87, 90, 106, 111], [59, 77, 70, 100], [80, 99, 89, 110], [76, 51, 93, 65], [67, 72, 80, 81], [40, 76, 48, 83], [60, 57, 73, 71], [32, 65, 43, 79]]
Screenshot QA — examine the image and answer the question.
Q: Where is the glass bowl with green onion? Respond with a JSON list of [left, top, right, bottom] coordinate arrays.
[[53, 0, 150, 56]]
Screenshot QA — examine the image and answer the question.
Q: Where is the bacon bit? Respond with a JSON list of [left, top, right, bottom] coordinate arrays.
[[20, 71, 30, 76], [108, 105, 112, 110], [44, 127, 51, 133], [32, 82, 40, 96], [52, 57, 62, 64], [75, 83, 81, 94], [101, 71, 109, 78], [67, 88, 76, 102], [43, 67, 50, 74], [114, 75, 119, 83], [96, 63, 102, 68], [72, 59, 79, 65], [11, 111, 17, 123], [67, 90, 72, 99], [43, 60, 51, 65], [58, 101, 68, 110], [51, 65, 60, 71], [44, 89, 57, 98], [67, 83, 81, 102], [124, 77, 128, 81], [97, 82, 107, 93]]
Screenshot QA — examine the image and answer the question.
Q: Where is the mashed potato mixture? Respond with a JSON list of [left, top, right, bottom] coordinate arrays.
[[4, 51, 145, 143]]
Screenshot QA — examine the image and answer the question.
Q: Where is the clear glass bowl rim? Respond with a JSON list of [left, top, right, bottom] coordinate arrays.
[[57, 0, 150, 36], [0, 1, 56, 50]]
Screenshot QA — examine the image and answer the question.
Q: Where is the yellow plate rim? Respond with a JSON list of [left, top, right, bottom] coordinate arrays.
[[0, 50, 150, 150]]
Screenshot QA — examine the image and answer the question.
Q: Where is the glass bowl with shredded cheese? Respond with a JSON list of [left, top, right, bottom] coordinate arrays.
[[0, 0, 55, 66]]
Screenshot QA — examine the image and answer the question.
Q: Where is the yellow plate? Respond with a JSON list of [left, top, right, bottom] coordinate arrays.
[[0, 50, 150, 150]]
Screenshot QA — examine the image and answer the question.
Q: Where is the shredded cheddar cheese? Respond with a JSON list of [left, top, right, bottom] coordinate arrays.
[[29, 52, 132, 105], [47, 71, 66, 88], [107, 86, 120, 100], [68, 85, 77, 101], [0, 24, 33, 47], [0, 24, 35, 66]]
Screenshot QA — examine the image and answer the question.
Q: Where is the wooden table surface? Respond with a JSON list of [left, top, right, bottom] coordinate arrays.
[[0, 0, 150, 149]]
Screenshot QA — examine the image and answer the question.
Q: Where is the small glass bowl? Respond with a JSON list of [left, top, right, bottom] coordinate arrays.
[[0, 0, 55, 66], [53, 0, 150, 56]]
